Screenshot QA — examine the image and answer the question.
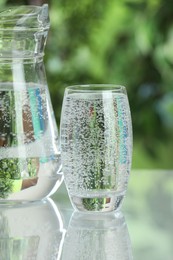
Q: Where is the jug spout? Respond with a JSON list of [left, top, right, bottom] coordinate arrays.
[[0, 4, 50, 59]]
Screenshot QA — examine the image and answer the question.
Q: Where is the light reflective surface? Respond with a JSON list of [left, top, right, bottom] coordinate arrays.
[[53, 170, 173, 260], [0, 198, 132, 260], [61, 211, 132, 260], [0, 199, 65, 260], [0, 170, 173, 259]]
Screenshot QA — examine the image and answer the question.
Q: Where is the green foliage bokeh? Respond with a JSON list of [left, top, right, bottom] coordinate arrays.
[[1, 0, 173, 168]]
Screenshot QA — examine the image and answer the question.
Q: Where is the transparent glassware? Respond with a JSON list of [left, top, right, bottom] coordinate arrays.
[[60, 84, 133, 212], [0, 199, 65, 259], [0, 5, 63, 203], [61, 211, 133, 260]]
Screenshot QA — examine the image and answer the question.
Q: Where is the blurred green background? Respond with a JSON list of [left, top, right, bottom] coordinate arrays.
[[2, 0, 173, 169], [1, 2, 173, 259]]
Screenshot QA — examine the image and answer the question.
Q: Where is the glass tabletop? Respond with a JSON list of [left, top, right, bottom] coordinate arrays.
[[0, 170, 172, 259], [52, 169, 173, 260]]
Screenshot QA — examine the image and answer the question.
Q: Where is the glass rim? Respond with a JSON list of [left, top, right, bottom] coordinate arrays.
[[65, 84, 126, 93]]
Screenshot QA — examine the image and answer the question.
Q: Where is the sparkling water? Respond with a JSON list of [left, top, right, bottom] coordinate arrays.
[[61, 92, 132, 211]]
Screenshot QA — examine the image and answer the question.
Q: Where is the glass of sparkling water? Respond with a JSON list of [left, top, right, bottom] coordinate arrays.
[[60, 85, 133, 212]]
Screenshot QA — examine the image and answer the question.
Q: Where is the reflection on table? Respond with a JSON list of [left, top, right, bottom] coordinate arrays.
[[61, 211, 133, 260], [1, 170, 172, 259], [53, 170, 173, 260], [0, 198, 133, 260], [0, 199, 65, 260]]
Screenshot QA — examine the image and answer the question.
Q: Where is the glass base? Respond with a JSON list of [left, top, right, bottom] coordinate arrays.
[[70, 193, 125, 213]]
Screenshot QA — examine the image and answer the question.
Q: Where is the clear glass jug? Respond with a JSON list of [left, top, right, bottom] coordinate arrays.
[[0, 4, 63, 203]]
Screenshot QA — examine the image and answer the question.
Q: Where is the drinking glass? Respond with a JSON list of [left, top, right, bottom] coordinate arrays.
[[60, 85, 133, 212]]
